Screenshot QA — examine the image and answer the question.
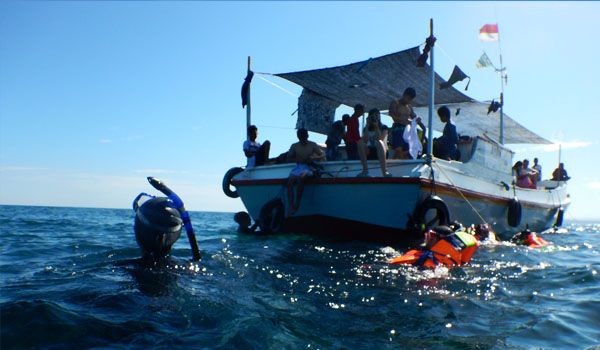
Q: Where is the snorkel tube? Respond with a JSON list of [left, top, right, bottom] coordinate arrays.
[[147, 177, 201, 261]]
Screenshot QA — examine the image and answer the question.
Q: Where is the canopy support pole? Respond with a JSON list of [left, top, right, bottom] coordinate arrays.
[[426, 19, 435, 161], [246, 56, 252, 139]]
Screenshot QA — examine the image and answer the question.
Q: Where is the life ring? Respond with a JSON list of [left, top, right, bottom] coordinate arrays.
[[507, 197, 522, 227], [554, 208, 564, 227], [413, 196, 450, 231], [222, 167, 244, 198], [258, 198, 285, 234]]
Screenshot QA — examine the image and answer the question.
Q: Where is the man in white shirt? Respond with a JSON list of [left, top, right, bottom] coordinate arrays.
[[243, 125, 270, 168]]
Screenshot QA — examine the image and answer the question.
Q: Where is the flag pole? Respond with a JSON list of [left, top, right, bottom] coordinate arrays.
[[558, 144, 562, 166], [427, 18, 435, 160], [246, 56, 252, 139], [497, 25, 505, 145]]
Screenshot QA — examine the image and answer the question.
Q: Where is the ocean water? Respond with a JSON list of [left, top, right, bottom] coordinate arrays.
[[1, 205, 599, 350]]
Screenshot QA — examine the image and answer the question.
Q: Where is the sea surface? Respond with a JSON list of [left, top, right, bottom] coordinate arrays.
[[1, 205, 599, 350]]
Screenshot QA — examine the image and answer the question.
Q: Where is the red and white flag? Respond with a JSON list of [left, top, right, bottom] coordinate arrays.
[[479, 24, 499, 42]]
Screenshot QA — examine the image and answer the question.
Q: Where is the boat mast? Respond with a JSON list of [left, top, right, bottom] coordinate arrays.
[[246, 56, 252, 138], [426, 18, 435, 159]]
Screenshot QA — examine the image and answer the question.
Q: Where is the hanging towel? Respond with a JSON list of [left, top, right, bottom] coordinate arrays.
[[403, 118, 422, 160]]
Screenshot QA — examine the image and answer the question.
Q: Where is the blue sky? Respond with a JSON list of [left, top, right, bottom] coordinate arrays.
[[1, 1, 599, 220]]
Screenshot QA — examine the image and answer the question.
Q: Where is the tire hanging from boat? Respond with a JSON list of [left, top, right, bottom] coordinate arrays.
[[222, 167, 244, 198], [258, 198, 285, 234], [413, 195, 450, 231], [554, 208, 564, 227], [507, 197, 522, 227]]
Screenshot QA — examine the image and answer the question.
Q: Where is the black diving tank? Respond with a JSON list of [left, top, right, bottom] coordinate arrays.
[[134, 197, 182, 261]]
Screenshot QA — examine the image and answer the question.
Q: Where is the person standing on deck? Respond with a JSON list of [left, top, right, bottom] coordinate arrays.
[[344, 104, 364, 160], [325, 119, 346, 161], [286, 128, 325, 217], [532, 158, 542, 183], [389, 87, 417, 159]]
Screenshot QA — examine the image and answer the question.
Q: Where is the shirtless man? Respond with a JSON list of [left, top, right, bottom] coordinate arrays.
[[286, 128, 325, 217], [388, 87, 417, 159]]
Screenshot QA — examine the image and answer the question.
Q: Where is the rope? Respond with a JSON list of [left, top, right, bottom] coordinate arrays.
[[436, 44, 459, 67], [428, 159, 437, 196], [255, 73, 298, 98], [334, 166, 349, 178], [432, 160, 489, 226], [253, 124, 296, 131]]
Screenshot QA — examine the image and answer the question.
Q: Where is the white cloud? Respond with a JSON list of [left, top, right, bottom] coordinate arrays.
[[514, 140, 595, 153], [587, 181, 600, 190], [0, 166, 242, 212], [99, 138, 112, 143], [541, 140, 593, 152]]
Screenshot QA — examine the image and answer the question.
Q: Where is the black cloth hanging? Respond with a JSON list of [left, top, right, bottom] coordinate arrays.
[[417, 36, 436, 67], [440, 65, 470, 91], [241, 70, 254, 108], [487, 99, 502, 115]]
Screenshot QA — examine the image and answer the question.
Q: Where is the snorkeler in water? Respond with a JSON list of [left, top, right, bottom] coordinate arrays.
[[125, 177, 202, 267], [234, 211, 259, 234], [387, 224, 479, 267], [510, 228, 550, 248]]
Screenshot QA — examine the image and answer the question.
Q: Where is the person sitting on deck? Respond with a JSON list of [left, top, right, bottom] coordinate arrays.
[[432, 106, 458, 160], [516, 159, 538, 189], [357, 108, 391, 177], [551, 163, 571, 181], [243, 125, 271, 168], [512, 161, 523, 176], [286, 128, 326, 217], [326, 119, 346, 161], [387, 224, 479, 267], [344, 105, 364, 160]]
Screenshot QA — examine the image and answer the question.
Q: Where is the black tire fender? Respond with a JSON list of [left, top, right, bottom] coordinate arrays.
[[222, 167, 244, 198], [258, 198, 285, 234], [554, 208, 564, 227], [507, 197, 522, 227], [413, 195, 450, 231]]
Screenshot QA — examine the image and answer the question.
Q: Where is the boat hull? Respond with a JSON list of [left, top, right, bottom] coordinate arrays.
[[230, 158, 570, 241]]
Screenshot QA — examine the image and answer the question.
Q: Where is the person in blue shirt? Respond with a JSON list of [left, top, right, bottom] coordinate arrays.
[[433, 106, 458, 160]]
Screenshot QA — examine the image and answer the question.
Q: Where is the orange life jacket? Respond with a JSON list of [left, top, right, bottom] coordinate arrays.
[[388, 231, 478, 267], [524, 233, 550, 248]]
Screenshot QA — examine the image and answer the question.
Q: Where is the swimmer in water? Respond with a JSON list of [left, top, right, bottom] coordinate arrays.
[[234, 211, 259, 234]]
